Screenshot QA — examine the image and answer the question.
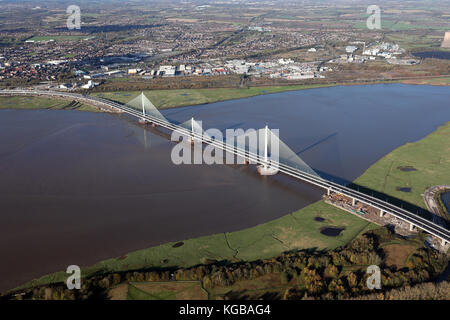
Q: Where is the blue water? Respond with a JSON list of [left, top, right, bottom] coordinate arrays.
[[442, 192, 450, 214], [163, 84, 450, 182]]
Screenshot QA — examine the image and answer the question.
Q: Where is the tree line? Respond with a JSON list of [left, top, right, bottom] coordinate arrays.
[[3, 228, 448, 300]]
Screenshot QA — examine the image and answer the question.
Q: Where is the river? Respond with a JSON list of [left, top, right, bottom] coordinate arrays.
[[0, 83, 449, 291]]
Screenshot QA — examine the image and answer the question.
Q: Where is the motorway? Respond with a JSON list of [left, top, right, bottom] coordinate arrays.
[[1, 89, 449, 246]]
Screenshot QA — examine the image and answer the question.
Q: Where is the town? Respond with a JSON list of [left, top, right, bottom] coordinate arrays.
[[1, 0, 446, 91]]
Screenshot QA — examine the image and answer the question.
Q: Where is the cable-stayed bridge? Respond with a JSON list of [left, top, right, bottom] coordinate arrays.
[[1, 89, 449, 247]]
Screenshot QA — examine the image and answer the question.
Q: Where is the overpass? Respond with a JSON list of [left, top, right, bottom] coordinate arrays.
[[1, 88, 449, 247]]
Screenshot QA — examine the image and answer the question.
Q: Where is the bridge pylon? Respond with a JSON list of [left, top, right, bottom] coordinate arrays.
[[189, 117, 195, 144], [257, 124, 278, 176], [138, 92, 149, 125]]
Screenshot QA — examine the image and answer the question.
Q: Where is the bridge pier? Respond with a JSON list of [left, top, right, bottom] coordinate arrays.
[[352, 198, 356, 206], [442, 239, 448, 246], [380, 210, 385, 217], [257, 165, 278, 175], [243, 150, 250, 165], [138, 118, 149, 125], [409, 223, 415, 231], [327, 188, 331, 196]]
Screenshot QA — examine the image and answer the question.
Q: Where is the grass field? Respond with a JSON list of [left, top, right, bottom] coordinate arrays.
[[208, 273, 293, 300], [91, 84, 336, 109], [19, 201, 377, 290], [402, 77, 450, 86], [0, 96, 99, 112], [121, 281, 208, 300], [111, 273, 300, 300], [27, 35, 88, 42], [354, 121, 450, 210], [353, 19, 445, 31], [385, 33, 444, 50]]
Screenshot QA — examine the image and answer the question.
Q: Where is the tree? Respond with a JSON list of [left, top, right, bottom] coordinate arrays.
[[324, 264, 339, 279], [280, 272, 290, 285], [202, 275, 213, 289], [112, 274, 121, 286], [347, 272, 358, 288], [328, 279, 345, 294]]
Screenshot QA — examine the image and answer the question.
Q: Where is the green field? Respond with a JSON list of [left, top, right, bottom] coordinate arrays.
[[19, 201, 377, 290], [355, 121, 450, 210], [385, 33, 444, 50], [0, 96, 99, 112], [353, 19, 446, 31], [91, 84, 335, 109], [115, 281, 209, 300], [26, 35, 88, 42], [403, 77, 450, 86]]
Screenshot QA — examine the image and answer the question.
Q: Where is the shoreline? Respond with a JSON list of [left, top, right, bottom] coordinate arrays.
[[1, 77, 449, 113], [438, 190, 450, 216], [92, 78, 450, 111], [0, 95, 101, 113], [424, 186, 450, 220]]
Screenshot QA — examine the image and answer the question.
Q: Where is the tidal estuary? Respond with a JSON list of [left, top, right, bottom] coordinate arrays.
[[0, 84, 449, 291]]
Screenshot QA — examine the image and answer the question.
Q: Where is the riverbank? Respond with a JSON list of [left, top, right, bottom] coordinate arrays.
[[441, 192, 450, 216], [401, 76, 450, 86], [90, 83, 337, 109], [354, 121, 450, 211], [90, 77, 450, 110], [15, 201, 377, 291], [1, 77, 448, 113], [0, 96, 99, 112], [437, 190, 450, 217]]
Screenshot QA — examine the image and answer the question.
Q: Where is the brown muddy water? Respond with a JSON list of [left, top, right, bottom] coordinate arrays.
[[1, 84, 450, 291], [0, 110, 321, 291]]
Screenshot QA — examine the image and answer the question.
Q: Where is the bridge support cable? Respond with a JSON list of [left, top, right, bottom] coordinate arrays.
[[126, 92, 167, 124], [178, 117, 210, 142], [268, 128, 320, 178]]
